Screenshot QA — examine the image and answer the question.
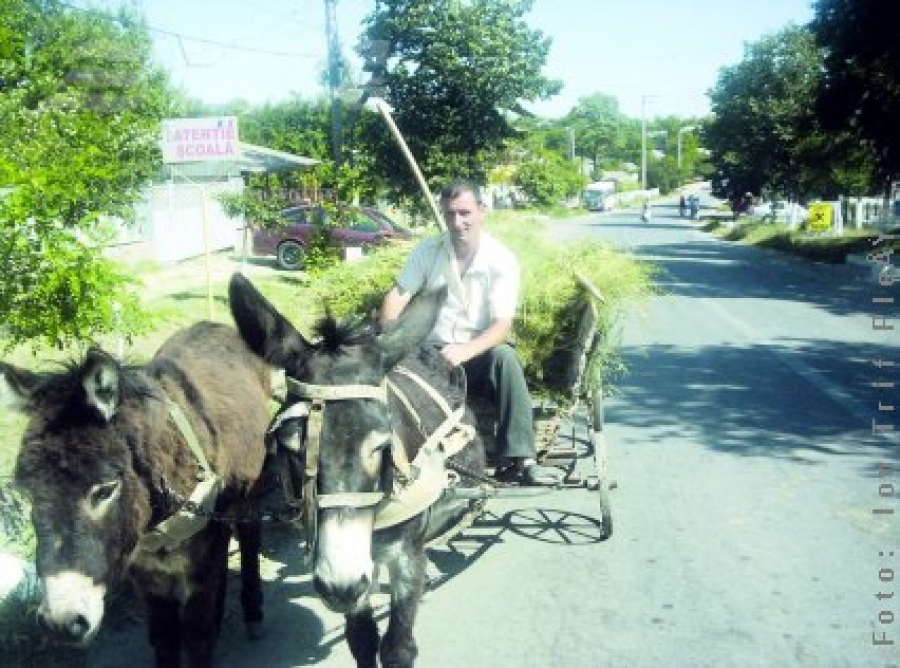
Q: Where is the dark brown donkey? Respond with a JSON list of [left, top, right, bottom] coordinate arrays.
[[0, 322, 271, 667]]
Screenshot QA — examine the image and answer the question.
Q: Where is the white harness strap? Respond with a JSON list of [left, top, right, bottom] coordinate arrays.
[[139, 397, 223, 553], [288, 379, 388, 403], [373, 366, 476, 530]]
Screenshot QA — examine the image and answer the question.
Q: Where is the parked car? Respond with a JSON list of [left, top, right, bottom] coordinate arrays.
[[251, 205, 414, 270]]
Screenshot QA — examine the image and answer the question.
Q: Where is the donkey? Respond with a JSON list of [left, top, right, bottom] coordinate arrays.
[[0, 321, 271, 667], [228, 273, 486, 668]]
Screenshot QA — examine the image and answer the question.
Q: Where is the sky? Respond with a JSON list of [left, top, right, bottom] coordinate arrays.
[[82, 0, 816, 120]]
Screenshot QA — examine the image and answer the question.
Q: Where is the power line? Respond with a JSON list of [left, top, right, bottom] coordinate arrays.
[[61, 1, 320, 59], [149, 25, 318, 59]]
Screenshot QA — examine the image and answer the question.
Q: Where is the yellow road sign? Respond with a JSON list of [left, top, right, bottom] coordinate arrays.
[[807, 202, 833, 232]]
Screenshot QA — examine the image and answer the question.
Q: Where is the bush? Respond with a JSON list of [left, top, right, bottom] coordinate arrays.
[[513, 149, 584, 207]]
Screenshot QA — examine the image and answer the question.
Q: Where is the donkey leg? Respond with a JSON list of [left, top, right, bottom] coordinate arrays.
[[345, 608, 379, 668], [181, 572, 225, 668], [182, 530, 231, 668], [235, 517, 265, 639], [145, 594, 182, 668], [380, 548, 427, 668]]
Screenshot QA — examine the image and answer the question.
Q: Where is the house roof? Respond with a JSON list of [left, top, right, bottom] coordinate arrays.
[[161, 142, 320, 181], [237, 142, 321, 174]]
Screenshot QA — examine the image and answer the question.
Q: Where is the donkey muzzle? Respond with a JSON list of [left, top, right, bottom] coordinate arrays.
[[313, 507, 376, 613]]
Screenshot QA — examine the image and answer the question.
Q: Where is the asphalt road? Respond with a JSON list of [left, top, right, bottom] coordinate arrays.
[[87, 198, 899, 668]]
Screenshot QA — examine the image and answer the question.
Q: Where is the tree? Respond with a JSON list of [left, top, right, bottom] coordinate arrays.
[[705, 26, 823, 203], [358, 0, 561, 202], [512, 147, 583, 207], [705, 24, 873, 204], [0, 1, 175, 349], [812, 0, 900, 199], [563, 93, 628, 176]]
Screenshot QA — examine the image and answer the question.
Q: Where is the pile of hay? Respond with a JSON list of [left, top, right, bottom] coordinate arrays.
[[294, 215, 654, 398], [491, 216, 654, 399]]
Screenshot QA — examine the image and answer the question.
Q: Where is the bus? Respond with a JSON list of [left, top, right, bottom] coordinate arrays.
[[582, 180, 616, 211]]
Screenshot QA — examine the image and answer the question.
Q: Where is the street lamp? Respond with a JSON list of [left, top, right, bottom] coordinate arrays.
[[677, 125, 698, 169], [566, 126, 575, 162]]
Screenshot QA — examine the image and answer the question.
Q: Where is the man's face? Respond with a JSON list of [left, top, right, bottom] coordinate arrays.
[[441, 191, 484, 247]]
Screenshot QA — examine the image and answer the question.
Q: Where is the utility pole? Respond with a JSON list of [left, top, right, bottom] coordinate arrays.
[[640, 94, 657, 190], [324, 0, 342, 170]]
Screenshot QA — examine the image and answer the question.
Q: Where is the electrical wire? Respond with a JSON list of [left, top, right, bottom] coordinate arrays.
[[60, 1, 320, 59]]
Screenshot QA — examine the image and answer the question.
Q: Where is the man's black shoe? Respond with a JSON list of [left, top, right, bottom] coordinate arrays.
[[494, 461, 561, 487]]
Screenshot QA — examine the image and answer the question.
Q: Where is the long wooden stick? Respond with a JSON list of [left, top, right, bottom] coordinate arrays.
[[372, 98, 445, 231]]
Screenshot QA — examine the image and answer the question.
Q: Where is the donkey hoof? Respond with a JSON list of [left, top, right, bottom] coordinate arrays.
[[245, 621, 266, 641]]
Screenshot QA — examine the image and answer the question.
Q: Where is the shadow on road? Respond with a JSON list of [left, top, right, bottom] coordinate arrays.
[[608, 339, 898, 475]]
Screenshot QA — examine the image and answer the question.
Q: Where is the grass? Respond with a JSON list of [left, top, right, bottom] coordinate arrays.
[[702, 218, 900, 263], [486, 211, 656, 398]]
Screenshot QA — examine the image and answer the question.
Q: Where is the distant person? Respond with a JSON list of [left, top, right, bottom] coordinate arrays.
[[689, 195, 700, 220], [679, 195, 687, 218], [641, 199, 652, 223]]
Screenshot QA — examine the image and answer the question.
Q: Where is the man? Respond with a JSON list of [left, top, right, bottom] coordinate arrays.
[[380, 179, 560, 486]]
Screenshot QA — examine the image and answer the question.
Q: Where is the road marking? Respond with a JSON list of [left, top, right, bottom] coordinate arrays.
[[698, 297, 872, 424]]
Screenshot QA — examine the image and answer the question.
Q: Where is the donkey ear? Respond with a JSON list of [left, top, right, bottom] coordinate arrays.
[[81, 348, 120, 423], [228, 273, 311, 368], [377, 287, 445, 369], [0, 362, 45, 413]]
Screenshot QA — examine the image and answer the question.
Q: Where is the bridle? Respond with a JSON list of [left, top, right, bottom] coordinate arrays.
[[276, 365, 475, 561]]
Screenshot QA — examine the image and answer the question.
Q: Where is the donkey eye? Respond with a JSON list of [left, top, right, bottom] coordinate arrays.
[[89, 481, 120, 508]]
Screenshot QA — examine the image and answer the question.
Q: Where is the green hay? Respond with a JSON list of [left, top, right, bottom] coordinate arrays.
[[301, 216, 655, 401]]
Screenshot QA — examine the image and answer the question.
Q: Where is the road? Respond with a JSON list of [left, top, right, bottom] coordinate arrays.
[[87, 198, 899, 668]]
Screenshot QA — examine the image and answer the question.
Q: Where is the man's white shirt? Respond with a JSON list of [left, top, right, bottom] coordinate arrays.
[[396, 232, 520, 345]]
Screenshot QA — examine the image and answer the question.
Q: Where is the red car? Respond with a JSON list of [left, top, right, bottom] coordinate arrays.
[[251, 205, 414, 270]]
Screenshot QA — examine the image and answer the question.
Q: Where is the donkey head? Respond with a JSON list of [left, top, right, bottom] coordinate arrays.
[[1, 350, 150, 646], [228, 273, 442, 613]]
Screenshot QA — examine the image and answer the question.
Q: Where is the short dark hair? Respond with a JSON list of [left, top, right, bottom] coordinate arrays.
[[439, 179, 482, 204]]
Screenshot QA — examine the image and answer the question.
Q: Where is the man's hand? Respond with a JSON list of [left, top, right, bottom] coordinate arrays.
[[440, 342, 475, 367]]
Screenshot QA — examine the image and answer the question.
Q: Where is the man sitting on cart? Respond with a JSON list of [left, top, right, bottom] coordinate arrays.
[[380, 178, 561, 486]]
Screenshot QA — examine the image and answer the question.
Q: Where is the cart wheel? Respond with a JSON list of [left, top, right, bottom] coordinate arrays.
[[598, 483, 613, 539]]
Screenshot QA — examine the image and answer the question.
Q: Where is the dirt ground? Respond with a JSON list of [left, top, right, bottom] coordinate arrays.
[[136, 248, 285, 299]]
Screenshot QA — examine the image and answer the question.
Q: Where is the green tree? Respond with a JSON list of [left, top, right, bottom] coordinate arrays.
[[812, 0, 900, 199], [358, 0, 561, 203], [512, 148, 583, 207], [705, 24, 873, 204], [0, 1, 174, 349], [705, 26, 823, 202], [563, 93, 628, 176]]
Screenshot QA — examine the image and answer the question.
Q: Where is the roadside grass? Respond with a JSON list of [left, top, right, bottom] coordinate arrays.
[[702, 218, 899, 263]]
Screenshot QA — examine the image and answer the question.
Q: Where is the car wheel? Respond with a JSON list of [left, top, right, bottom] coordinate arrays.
[[276, 240, 305, 270]]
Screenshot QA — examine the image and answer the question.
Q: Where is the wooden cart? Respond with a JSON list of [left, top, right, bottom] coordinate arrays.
[[469, 273, 614, 538]]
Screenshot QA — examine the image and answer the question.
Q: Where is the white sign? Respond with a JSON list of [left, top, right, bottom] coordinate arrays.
[[161, 116, 240, 163]]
